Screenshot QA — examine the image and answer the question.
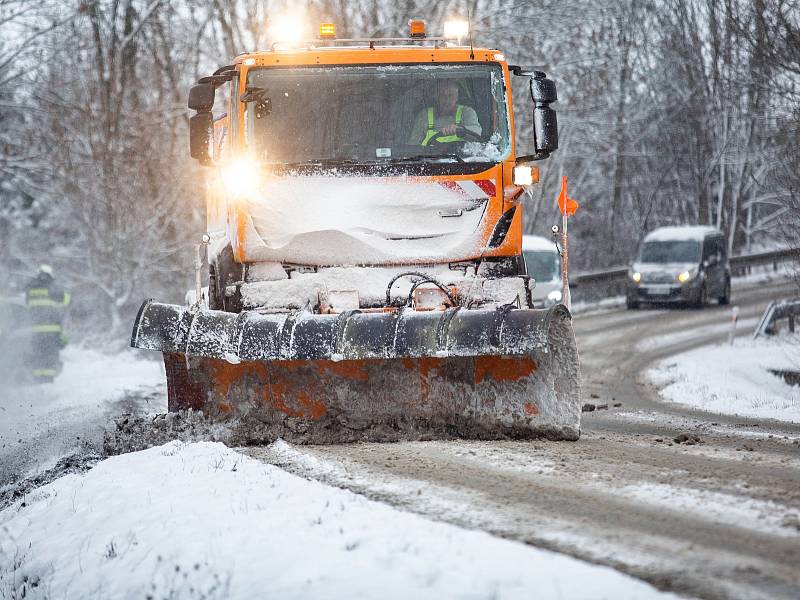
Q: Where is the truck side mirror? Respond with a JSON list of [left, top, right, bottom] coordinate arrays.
[[531, 76, 557, 104], [531, 74, 558, 153], [189, 112, 213, 165], [188, 83, 215, 111]]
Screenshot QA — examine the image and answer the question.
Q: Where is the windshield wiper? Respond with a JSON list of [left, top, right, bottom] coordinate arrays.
[[388, 154, 465, 164], [274, 158, 363, 168], [272, 155, 467, 168]]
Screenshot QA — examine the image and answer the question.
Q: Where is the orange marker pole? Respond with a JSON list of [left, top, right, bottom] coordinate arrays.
[[555, 176, 579, 310], [562, 205, 570, 310]]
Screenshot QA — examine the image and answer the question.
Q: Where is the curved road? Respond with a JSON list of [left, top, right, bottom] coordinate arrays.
[[245, 278, 800, 600]]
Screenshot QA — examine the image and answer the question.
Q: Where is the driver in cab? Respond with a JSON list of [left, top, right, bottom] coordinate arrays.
[[409, 80, 482, 147]]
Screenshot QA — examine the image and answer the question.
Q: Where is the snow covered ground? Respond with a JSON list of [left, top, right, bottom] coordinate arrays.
[[636, 317, 760, 351], [0, 440, 685, 600], [0, 347, 165, 486], [648, 335, 800, 422]]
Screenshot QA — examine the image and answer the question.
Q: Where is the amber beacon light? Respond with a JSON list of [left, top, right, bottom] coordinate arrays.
[[408, 19, 426, 38], [319, 22, 336, 39]]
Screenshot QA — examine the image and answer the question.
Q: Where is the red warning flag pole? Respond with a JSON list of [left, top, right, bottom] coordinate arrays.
[[556, 176, 579, 310]]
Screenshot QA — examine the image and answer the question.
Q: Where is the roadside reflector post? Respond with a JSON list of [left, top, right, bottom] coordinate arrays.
[[729, 305, 739, 345]]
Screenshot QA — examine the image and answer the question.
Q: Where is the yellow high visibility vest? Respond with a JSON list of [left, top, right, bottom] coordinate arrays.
[[421, 105, 464, 146]]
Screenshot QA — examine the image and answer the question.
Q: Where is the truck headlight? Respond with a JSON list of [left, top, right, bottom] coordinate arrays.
[[221, 158, 261, 197], [547, 289, 562, 303], [631, 272, 641, 283], [677, 270, 694, 283]]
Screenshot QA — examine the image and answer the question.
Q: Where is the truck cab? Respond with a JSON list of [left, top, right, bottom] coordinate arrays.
[[186, 20, 558, 312], [627, 226, 731, 309]]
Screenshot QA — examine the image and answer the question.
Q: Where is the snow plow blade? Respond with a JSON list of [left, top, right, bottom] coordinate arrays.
[[131, 301, 581, 442]]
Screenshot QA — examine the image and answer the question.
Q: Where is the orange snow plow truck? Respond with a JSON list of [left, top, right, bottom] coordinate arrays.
[[131, 18, 581, 442]]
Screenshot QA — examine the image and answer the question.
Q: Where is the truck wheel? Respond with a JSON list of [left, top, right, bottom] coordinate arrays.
[[208, 264, 223, 310], [209, 244, 244, 312], [626, 296, 640, 310], [718, 279, 731, 305]]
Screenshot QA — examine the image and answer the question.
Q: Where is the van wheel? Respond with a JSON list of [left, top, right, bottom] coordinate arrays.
[[718, 279, 731, 305], [693, 283, 707, 308]]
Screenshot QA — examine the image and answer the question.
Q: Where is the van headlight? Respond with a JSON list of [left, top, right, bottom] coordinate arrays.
[[547, 289, 562, 303], [631, 271, 641, 283], [677, 270, 695, 283]]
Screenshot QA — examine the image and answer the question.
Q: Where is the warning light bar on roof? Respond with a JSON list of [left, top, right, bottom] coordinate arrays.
[[408, 19, 426, 38], [319, 22, 336, 39]]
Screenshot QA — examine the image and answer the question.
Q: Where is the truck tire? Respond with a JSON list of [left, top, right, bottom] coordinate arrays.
[[208, 264, 223, 310], [209, 244, 243, 312], [626, 296, 640, 310]]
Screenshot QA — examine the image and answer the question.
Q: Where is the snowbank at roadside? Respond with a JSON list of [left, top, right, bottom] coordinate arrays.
[[0, 347, 165, 483], [648, 336, 800, 422], [0, 346, 164, 437], [0, 441, 683, 600]]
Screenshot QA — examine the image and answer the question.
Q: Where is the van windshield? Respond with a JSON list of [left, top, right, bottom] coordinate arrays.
[[524, 251, 560, 282], [639, 241, 700, 264], [244, 64, 510, 165]]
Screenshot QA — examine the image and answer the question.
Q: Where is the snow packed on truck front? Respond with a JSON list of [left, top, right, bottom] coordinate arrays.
[[208, 61, 521, 272]]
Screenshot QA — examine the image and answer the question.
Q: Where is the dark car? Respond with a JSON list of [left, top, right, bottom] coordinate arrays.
[[626, 226, 731, 309]]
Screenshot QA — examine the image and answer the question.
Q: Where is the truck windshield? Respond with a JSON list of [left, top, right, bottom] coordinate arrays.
[[524, 251, 560, 282], [639, 241, 700, 263], [244, 64, 510, 166]]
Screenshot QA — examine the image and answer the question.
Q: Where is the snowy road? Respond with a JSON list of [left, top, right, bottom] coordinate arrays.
[[2, 277, 797, 599], [244, 278, 800, 600]]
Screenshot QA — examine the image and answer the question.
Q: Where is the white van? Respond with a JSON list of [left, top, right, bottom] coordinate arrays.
[[522, 235, 563, 307], [627, 226, 731, 308]]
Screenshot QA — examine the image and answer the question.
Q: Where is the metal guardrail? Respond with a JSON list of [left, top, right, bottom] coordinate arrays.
[[729, 248, 799, 275], [572, 267, 629, 286], [570, 248, 798, 301]]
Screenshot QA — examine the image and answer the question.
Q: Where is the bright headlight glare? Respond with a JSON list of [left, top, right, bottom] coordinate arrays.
[[632, 272, 641, 283], [268, 12, 308, 44], [677, 270, 693, 283], [547, 289, 562, 302], [221, 159, 261, 197], [443, 20, 469, 40]]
